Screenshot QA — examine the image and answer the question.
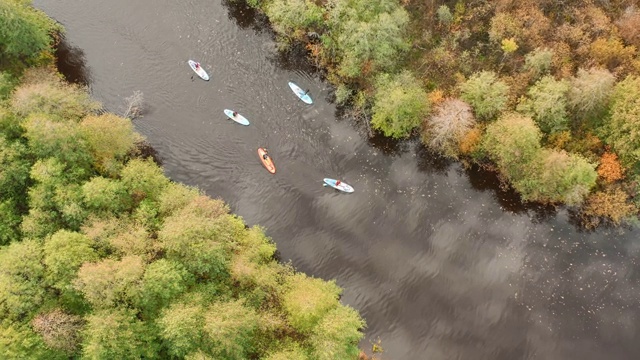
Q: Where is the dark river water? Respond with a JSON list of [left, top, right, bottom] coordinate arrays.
[[33, 0, 640, 359]]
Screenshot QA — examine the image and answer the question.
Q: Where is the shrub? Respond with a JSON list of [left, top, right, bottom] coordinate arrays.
[[371, 71, 429, 138], [74, 256, 146, 308], [266, 0, 324, 39], [43, 230, 98, 293], [309, 306, 365, 360], [81, 114, 137, 176], [82, 177, 132, 215], [32, 309, 83, 354], [437, 5, 453, 26], [460, 71, 509, 121]]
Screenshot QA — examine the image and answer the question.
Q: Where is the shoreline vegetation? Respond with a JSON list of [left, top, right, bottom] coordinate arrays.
[[0, 1, 370, 359], [243, 0, 640, 228]]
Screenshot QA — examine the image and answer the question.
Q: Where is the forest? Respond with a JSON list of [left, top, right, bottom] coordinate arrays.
[[0, 1, 365, 359], [245, 0, 640, 228]]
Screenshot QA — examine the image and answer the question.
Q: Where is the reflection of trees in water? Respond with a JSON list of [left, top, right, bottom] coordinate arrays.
[[415, 143, 453, 175], [55, 36, 90, 86], [221, 0, 267, 32]]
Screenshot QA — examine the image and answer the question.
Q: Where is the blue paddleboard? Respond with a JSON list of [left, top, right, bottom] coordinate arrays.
[[288, 82, 313, 104]]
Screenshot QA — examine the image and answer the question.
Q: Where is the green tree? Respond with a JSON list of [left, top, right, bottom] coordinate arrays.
[[568, 67, 615, 122], [203, 300, 259, 359], [460, 71, 509, 121], [0, 0, 62, 64], [602, 76, 640, 172], [22, 115, 94, 178], [120, 159, 170, 204], [282, 273, 342, 334], [0, 240, 45, 321], [371, 71, 429, 138], [0, 322, 66, 359], [138, 259, 192, 316], [82, 308, 158, 360], [265, 0, 324, 39], [158, 300, 207, 357], [325, 0, 409, 78], [11, 73, 99, 121], [0, 200, 22, 245], [74, 256, 145, 309], [309, 306, 365, 360], [517, 75, 570, 134], [265, 343, 309, 360], [0, 136, 31, 204], [43, 230, 98, 295], [515, 149, 597, 205], [482, 113, 542, 178], [436, 5, 453, 26], [80, 114, 137, 176], [82, 177, 132, 216], [524, 48, 554, 79]]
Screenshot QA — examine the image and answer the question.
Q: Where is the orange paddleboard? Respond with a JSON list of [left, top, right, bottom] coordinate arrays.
[[258, 148, 276, 174]]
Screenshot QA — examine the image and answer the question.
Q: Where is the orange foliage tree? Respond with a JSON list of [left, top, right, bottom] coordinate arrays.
[[597, 152, 624, 183]]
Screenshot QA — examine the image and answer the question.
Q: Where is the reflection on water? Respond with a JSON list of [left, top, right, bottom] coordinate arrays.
[[55, 35, 90, 86], [37, 0, 640, 358]]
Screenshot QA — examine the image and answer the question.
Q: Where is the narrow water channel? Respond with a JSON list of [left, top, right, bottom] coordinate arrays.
[[35, 0, 640, 358]]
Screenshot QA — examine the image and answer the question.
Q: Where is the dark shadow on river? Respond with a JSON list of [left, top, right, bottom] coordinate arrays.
[[36, 0, 640, 358]]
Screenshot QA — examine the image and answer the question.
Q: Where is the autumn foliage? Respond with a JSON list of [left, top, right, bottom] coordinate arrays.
[[597, 152, 624, 183]]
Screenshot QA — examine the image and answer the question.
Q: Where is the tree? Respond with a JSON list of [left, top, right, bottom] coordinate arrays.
[[0, 322, 66, 359], [158, 300, 207, 357], [265, 343, 309, 360], [32, 309, 83, 354], [589, 37, 637, 76], [524, 48, 553, 79], [282, 273, 341, 334], [74, 256, 145, 308], [22, 115, 94, 178], [616, 6, 640, 48], [597, 152, 624, 183], [309, 306, 365, 360], [10, 73, 99, 121], [265, 0, 324, 39], [371, 71, 429, 138], [82, 308, 158, 360], [82, 177, 132, 215], [580, 187, 635, 227], [325, 0, 409, 78], [120, 158, 170, 204], [422, 98, 476, 158], [436, 5, 453, 26], [43, 230, 98, 294], [482, 113, 542, 178], [514, 149, 597, 205], [602, 76, 640, 172], [138, 259, 192, 316], [460, 71, 509, 121], [0, 240, 45, 321], [203, 300, 259, 359], [568, 67, 615, 121], [81, 114, 137, 176], [0, 0, 62, 64], [517, 75, 570, 134]]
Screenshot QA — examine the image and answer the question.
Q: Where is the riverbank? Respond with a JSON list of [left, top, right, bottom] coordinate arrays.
[[243, 0, 640, 228]]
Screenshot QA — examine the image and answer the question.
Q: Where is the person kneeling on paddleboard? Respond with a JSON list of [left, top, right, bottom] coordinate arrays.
[[336, 180, 341, 186], [262, 149, 269, 160], [195, 62, 200, 70], [232, 111, 238, 117]]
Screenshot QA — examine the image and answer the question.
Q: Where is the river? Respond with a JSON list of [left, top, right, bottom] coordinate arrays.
[[33, 0, 640, 359]]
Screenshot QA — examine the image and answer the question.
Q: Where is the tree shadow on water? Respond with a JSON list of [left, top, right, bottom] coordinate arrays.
[[464, 163, 558, 222], [55, 36, 91, 86], [221, 0, 269, 32], [415, 144, 454, 175]]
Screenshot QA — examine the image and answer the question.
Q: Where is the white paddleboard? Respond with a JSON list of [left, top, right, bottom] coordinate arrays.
[[323, 178, 354, 193], [223, 109, 250, 126], [288, 82, 312, 104], [188, 60, 209, 81]]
